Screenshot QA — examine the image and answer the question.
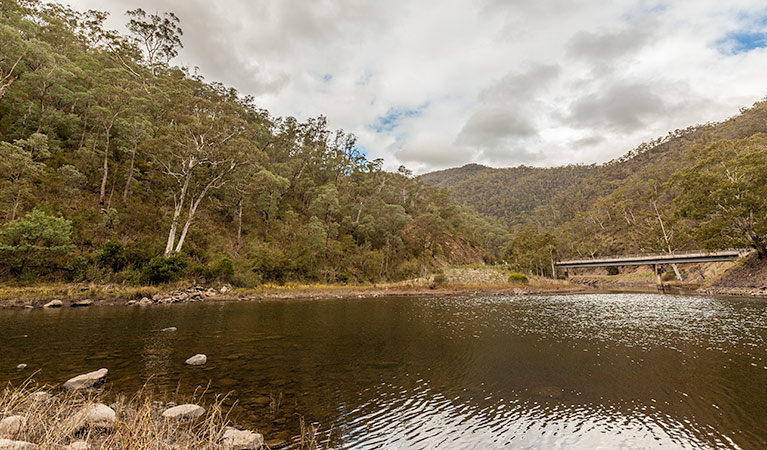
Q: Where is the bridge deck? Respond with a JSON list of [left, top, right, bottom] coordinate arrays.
[[556, 249, 749, 268]]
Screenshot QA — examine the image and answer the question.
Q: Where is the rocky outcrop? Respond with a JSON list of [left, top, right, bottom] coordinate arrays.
[[222, 427, 264, 449], [185, 354, 207, 366], [62, 369, 108, 391], [161, 404, 205, 420], [43, 300, 63, 308]]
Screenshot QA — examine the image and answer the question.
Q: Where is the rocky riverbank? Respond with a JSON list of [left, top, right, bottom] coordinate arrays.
[[0, 369, 316, 449], [0, 277, 587, 310]]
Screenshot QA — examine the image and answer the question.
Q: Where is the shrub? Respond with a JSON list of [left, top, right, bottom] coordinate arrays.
[[0, 209, 74, 276], [508, 273, 529, 283], [98, 240, 128, 272], [606, 266, 620, 276], [142, 254, 188, 284], [433, 273, 447, 284], [67, 255, 91, 281]]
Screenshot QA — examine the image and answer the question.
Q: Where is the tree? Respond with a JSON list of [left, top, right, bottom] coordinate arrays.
[[0, 208, 74, 275], [155, 83, 247, 256], [0, 134, 48, 220], [253, 168, 289, 242], [126, 9, 183, 76], [673, 135, 767, 258]]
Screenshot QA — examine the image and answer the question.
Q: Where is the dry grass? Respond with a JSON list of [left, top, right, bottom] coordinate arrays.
[[0, 380, 327, 449]]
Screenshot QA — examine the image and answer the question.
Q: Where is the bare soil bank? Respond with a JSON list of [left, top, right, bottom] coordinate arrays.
[[699, 254, 767, 297]]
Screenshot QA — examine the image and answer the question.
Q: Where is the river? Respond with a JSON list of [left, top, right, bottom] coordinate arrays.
[[2, 293, 766, 449]]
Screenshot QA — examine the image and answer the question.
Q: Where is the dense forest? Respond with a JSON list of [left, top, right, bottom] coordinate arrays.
[[422, 101, 767, 277], [0, 0, 510, 285]]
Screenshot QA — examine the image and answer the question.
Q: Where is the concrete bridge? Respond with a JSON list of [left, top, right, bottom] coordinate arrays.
[[556, 249, 749, 269], [556, 249, 751, 291]]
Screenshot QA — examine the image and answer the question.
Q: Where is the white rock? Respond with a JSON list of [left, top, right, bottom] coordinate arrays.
[[161, 404, 205, 420], [0, 416, 26, 437], [222, 427, 264, 450], [64, 441, 90, 450], [185, 354, 207, 366], [71, 300, 92, 307], [220, 285, 230, 294], [139, 298, 153, 306], [15, 364, 26, 370], [72, 403, 116, 429], [43, 300, 63, 308], [0, 439, 38, 450], [127, 300, 137, 305], [162, 327, 177, 332], [62, 368, 108, 391]]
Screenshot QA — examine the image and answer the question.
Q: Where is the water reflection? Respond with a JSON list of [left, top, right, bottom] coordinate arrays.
[[1, 293, 767, 449]]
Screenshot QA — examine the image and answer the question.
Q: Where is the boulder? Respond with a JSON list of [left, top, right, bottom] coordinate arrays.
[[220, 285, 230, 294], [67, 403, 116, 430], [0, 440, 38, 450], [0, 416, 26, 437], [43, 300, 63, 308], [23, 306, 33, 310], [71, 300, 92, 307], [138, 298, 152, 306], [64, 441, 90, 450], [162, 327, 177, 332], [15, 364, 27, 370], [222, 427, 264, 450], [127, 300, 137, 305], [185, 354, 207, 366], [161, 404, 205, 420], [62, 368, 108, 391]]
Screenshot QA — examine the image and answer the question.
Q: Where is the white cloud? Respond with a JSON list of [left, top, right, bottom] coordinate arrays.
[[66, 0, 767, 173]]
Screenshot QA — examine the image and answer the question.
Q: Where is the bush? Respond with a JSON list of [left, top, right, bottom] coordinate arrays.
[[606, 266, 620, 276], [67, 255, 91, 282], [142, 254, 188, 284], [508, 273, 529, 283], [0, 209, 74, 276], [98, 240, 128, 272]]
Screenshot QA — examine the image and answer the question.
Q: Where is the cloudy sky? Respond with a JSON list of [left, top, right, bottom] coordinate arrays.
[[67, 0, 767, 173]]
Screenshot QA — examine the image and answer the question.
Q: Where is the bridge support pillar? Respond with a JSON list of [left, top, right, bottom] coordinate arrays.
[[654, 264, 665, 293]]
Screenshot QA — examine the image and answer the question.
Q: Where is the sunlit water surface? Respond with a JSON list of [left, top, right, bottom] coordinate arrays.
[[2, 293, 767, 449]]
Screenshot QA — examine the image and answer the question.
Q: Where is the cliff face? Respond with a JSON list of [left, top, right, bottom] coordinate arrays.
[[700, 255, 767, 297]]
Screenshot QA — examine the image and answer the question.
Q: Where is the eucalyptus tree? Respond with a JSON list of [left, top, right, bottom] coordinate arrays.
[[673, 135, 767, 258], [155, 82, 248, 256], [126, 8, 183, 76]]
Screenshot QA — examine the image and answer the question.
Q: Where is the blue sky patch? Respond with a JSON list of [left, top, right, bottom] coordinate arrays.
[[369, 104, 428, 133], [716, 11, 767, 55]]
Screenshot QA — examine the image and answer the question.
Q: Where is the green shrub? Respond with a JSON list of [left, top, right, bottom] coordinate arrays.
[[98, 240, 128, 272], [142, 254, 188, 284], [210, 257, 234, 279], [433, 273, 447, 284], [67, 255, 90, 281], [606, 266, 620, 276], [508, 273, 529, 283], [0, 209, 74, 276]]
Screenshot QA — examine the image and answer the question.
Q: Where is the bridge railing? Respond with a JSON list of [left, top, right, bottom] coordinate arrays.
[[556, 248, 751, 265]]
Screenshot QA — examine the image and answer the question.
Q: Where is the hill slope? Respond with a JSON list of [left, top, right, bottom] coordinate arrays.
[[422, 100, 767, 265]]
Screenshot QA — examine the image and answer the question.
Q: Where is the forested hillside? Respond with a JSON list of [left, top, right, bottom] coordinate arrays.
[[422, 101, 767, 276], [0, 0, 510, 285]]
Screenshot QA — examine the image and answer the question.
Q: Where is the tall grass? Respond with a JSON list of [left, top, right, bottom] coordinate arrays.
[[0, 380, 326, 449]]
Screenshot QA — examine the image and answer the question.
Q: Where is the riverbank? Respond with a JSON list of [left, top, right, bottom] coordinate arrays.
[[0, 378, 316, 449], [0, 268, 586, 309]]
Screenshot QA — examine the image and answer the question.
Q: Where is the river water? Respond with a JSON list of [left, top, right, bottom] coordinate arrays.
[[2, 293, 767, 449]]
